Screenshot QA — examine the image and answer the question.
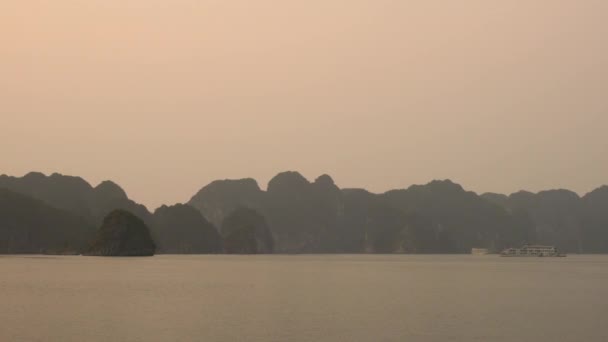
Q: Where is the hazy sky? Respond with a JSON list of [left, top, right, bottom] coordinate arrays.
[[1, 1, 607, 209]]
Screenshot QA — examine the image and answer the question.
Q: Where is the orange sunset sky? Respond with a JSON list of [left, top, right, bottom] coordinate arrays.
[[1, 1, 607, 209]]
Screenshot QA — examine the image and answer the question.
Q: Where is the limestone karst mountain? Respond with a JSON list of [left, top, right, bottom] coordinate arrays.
[[580, 186, 608, 253], [0, 188, 94, 254], [380, 180, 535, 253], [2, 171, 608, 254], [0, 172, 151, 225], [220, 207, 274, 254], [188, 178, 264, 228], [85, 210, 156, 256], [483, 189, 583, 252], [151, 204, 222, 254], [190, 173, 541, 254]]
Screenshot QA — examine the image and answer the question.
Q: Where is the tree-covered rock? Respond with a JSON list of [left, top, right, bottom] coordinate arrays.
[[85, 210, 156, 256], [151, 204, 222, 254]]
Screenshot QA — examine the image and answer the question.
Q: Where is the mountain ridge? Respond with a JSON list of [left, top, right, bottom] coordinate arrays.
[[2, 171, 607, 254]]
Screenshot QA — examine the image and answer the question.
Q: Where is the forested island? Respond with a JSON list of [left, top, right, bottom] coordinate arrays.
[[1, 171, 607, 255]]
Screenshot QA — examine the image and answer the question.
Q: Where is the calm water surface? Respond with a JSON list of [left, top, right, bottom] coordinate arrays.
[[1, 255, 607, 342]]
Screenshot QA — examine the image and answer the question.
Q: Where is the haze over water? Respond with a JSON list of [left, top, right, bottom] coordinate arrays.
[[2, 1, 608, 341], [1, 255, 607, 342]]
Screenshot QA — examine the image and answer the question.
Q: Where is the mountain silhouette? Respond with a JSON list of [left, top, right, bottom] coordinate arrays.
[[0, 172, 151, 225], [85, 210, 156, 256], [0, 188, 94, 254], [2, 171, 608, 254], [152, 204, 222, 254], [221, 207, 274, 254]]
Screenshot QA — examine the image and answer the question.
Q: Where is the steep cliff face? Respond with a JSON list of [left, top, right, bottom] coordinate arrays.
[[86, 210, 156, 256], [187, 173, 542, 254], [0, 188, 94, 254], [151, 204, 222, 254], [188, 172, 345, 253], [263, 172, 344, 253], [90, 181, 152, 225], [3, 170, 605, 255], [221, 207, 273, 254], [484, 189, 584, 252], [380, 180, 528, 253], [337, 188, 409, 253], [580, 186, 608, 253], [515, 190, 582, 252], [188, 178, 264, 227]]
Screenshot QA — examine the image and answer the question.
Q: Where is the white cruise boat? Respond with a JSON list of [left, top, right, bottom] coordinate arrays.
[[500, 245, 566, 257], [471, 248, 490, 255]]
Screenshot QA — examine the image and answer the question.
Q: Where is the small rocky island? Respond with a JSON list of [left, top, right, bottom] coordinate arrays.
[[85, 209, 156, 256]]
